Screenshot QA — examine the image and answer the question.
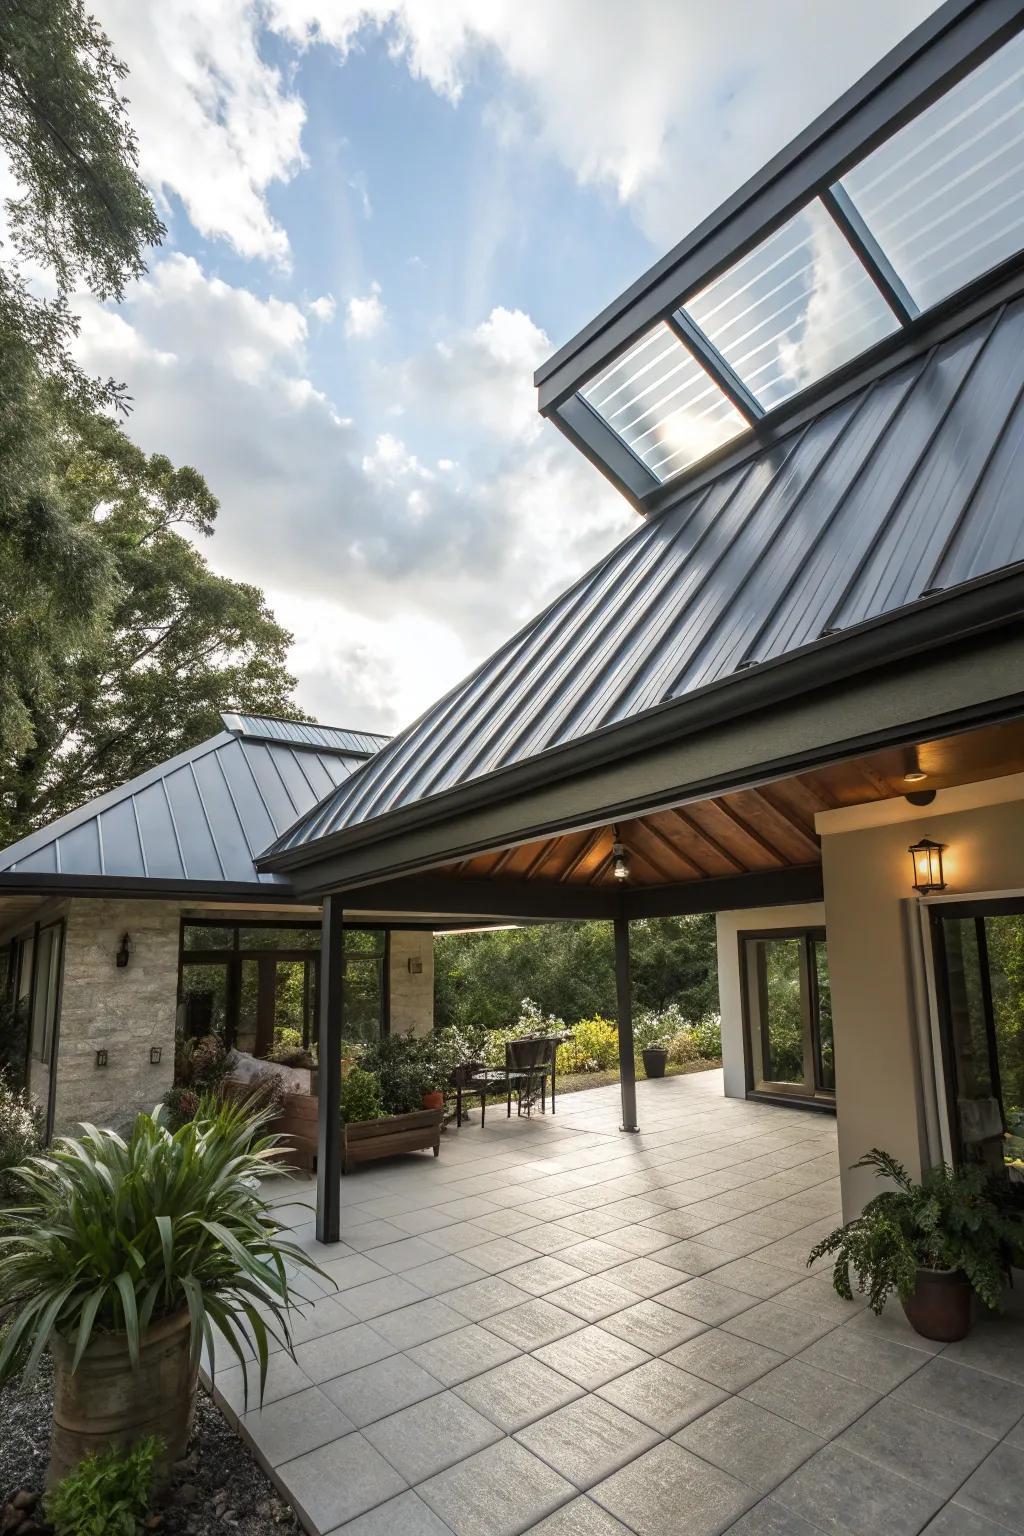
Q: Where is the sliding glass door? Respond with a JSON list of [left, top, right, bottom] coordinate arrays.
[[741, 928, 834, 1102]]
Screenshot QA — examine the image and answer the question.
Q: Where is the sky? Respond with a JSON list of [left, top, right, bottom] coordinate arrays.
[[68, 0, 938, 735]]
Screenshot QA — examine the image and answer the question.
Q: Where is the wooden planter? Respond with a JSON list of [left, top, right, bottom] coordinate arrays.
[[270, 1090, 318, 1173], [343, 1107, 443, 1173]]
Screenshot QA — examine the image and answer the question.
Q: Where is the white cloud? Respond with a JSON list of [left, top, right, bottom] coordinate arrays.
[[345, 281, 386, 339], [307, 293, 337, 323]]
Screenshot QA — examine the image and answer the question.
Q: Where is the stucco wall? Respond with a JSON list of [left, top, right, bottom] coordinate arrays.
[[388, 931, 435, 1038], [715, 902, 828, 1100], [820, 781, 1024, 1217], [54, 898, 179, 1135]]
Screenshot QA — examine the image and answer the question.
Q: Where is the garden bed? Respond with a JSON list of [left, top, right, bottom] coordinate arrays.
[[0, 1357, 299, 1536]]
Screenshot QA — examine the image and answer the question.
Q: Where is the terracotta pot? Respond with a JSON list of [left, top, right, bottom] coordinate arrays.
[[642, 1046, 668, 1079], [901, 1266, 972, 1342], [422, 1090, 444, 1110], [50, 1309, 197, 1485]]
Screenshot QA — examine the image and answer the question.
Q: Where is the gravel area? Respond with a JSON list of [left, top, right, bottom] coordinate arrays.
[[0, 1359, 300, 1535]]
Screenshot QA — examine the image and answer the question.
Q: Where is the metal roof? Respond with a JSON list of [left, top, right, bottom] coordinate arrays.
[[0, 725, 385, 887], [220, 713, 389, 758], [269, 291, 1024, 858]]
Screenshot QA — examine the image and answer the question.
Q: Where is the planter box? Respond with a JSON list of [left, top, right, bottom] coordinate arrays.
[[271, 1090, 318, 1173], [343, 1107, 443, 1174]]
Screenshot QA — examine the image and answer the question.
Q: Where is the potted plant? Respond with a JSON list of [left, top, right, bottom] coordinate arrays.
[[633, 1012, 672, 1079], [807, 1148, 1021, 1342], [340, 1062, 442, 1172], [0, 1097, 324, 1482]]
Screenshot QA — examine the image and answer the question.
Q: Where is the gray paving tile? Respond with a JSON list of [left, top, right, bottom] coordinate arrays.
[[957, 1441, 1024, 1533], [591, 1441, 756, 1536], [704, 1257, 799, 1299], [515, 1223, 592, 1254], [445, 1275, 532, 1321], [321, 1354, 443, 1427], [838, 1298, 945, 1355], [400, 1254, 489, 1297], [426, 1221, 496, 1254], [455, 1354, 584, 1432], [778, 1272, 866, 1322], [796, 1324, 927, 1390], [343, 1275, 427, 1320], [502, 1256, 590, 1296], [534, 1325, 650, 1390], [362, 1389, 502, 1483], [721, 1297, 837, 1355], [675, 1397, 824, 1496], [516, 1395, 660, 1489], [658, 1276, 756, 1325], [602, 1257, 689, 1297], [375, 1237, 450, 1273], [609, 1224, 675, 1257], [326, 1488, 453, 1535], [893, 1355, 1024, 1439], [773, 1442, 943, 1536], [838, 1395, 995, 1498], [275, 1296, 358, 1347], [559, 1239, 636, 1275], [598, 1357, 728, 1434], [369, 1298, 466, 1350], [417, 1437, 575, 1536], [666, 1328, 786, 1392], [484, 1297, 584, 1350], [407, 1322, 520, 1386], [721, 1498, 828, 1535], [319, 1253, 391, 1291], [461, 1236, 539, 1273], [550, 1274, 642, 1323], [214, 1350, 311, 1416], [943, 1317, 1024, 1385], [293, 1323, 397, 1384], [648, 1239, 729, 1275], [527, 1496, 635, 1535], [601, 1299, 706, 1354], [277, 1431, 407, 1532], [741, 1359, 881, 1437], [922, 1501, 1024, 1535], [240, 1386, 354, 1467]]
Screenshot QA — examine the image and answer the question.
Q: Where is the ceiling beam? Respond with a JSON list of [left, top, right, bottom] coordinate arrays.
[[746, 787, 822, 861], [625, 863, 824, 918], [633, 818, 707, 881], [668, 807, 744, 873], [711, 799, 788, 865]]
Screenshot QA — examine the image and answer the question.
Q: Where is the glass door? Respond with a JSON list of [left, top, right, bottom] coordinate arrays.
[[742, 928, 834, 1102], [932, 903, 1024, 1183]]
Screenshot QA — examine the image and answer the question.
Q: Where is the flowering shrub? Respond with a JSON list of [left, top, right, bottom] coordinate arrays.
[[666, 1030, 700, 1065], [0, 1073, 43, 1203], [516, 998, 565, 1035], [556, 1017, 618, 1073], [690, 1013, 722, 1058]]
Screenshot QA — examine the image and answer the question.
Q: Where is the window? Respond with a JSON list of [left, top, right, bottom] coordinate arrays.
[[741, 928, 834, 1100], [342, 930, 387, 1045], [29, 922, 62, 1065]]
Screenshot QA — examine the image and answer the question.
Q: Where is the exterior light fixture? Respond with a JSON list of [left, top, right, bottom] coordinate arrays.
[[407, 956, 423, 975], [115, 932, 133, 968], [150, 1045, 162, 1065], [612, 842, 631, 882], [908, 837, 946, 895], [95, 1049, 108, 1068], [904, 770, 927, 784]]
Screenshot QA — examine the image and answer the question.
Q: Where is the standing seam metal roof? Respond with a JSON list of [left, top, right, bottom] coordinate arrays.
[[270, 293, 1024, 854], [0, 725, 383, 884]]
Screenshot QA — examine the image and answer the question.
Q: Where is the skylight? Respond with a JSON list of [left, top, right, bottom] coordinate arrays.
[[553, 18, 1024, 501]]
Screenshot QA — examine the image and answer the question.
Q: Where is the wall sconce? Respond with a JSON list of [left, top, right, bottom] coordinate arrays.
[[115, 932, 134, 969], [95, 1049, 108, 1068], [909, 837, 947, 895], [407, 957, 423, 975], [150, 1045, 162, 1065], [612, 841, 631, 882]]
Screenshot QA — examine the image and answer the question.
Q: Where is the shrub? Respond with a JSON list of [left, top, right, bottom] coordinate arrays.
[[666, 1030, 700, 1065], [632, 1011, 674, 1054], [557, 1017, 619, 1074], [808, 1148, 1020, 1314], [164, 1034, 234, 1126], [0, 1072, 43, 1203], [47, 1436, 160, 1536], [516, 998, 565, 1036], [271, 1026, 302, 1056], [359, 1034, 432, 1112], [690, 1014, 722, 1059], [340, 1067, 383, 1123], [0, 1099, 324, 1398]]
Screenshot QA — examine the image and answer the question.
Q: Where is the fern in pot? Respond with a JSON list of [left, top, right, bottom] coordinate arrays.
[[808, 1148, 1020, 1342], [0, 1097, 324, 1483]]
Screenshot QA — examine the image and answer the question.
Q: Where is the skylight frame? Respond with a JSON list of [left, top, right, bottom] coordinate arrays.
[[540, 0, 1024, 512]]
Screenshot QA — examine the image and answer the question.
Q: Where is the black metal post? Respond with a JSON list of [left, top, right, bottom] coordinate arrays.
[[615, 914, 638, 1133], [316, 895, 344, 1243]]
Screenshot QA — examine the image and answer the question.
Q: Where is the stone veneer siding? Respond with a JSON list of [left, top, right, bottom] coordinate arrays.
[[53, 898, 180, 1135], [387, 930, 434, 1038]]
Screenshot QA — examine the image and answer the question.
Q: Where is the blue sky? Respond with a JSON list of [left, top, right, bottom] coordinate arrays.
[[72, 1, 936, 733]]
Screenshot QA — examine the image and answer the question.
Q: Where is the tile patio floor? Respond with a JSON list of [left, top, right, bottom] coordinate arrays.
[[210, 1070, 1024, 1536]]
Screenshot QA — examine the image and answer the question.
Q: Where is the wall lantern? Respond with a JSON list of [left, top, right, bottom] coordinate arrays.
[[612, 841, 631, 882], [95, 1049, 108, 1068], [115, 932, 133, 968], [407, 956, 423, 975], [150, 1045, 162, 1065], [908, 837, 946, 895]]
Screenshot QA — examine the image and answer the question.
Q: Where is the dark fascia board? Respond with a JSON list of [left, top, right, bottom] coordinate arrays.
[[0, 874, 294, 901], [535, 0, 1023, 409], [260, 563, 1024, 883]]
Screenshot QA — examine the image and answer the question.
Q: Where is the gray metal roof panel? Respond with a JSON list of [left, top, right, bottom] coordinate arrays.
[[271, 293, 1024, 857], [0, 725, 380, 885], [220, 713, 389, 757]]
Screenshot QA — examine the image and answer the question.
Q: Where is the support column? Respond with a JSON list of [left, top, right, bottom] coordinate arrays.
[[316, 895, 344, 1243], [615, 913, 638, 1133]]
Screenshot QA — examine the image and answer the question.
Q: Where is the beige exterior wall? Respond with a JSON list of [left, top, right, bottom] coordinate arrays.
[[716, 902, 827, 1100], [819, 774, 1024, 1218], [388, 930, 435, 1038]]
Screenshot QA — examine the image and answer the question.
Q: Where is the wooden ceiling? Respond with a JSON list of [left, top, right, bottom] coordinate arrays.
[[441, 717, 1024, 891]]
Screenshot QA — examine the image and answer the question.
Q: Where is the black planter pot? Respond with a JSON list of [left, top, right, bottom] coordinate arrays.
[[642, 1046, 668, 1079], [901, 1266, 973, 1342]]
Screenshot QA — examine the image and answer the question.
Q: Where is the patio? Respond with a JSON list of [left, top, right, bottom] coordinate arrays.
[[216, 1072, 1024, 1536]]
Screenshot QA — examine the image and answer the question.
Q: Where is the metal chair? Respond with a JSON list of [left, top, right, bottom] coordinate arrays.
[[505, 1036, 558, 1117]]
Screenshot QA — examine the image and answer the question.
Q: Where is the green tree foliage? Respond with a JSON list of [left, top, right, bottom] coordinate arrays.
[[434, 915, 718, 1033]]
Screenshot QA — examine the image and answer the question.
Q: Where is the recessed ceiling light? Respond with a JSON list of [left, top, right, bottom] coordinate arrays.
[[904, 770, 928, 784]]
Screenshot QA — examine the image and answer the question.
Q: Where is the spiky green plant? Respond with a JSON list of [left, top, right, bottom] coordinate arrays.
[[808, 1148, 1021, 1314], [0, 1097, 325, 1399]]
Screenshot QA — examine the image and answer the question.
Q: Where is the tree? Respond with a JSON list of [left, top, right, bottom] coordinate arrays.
[[0, 403, 301, 842], [434, 915, 719, 1033]]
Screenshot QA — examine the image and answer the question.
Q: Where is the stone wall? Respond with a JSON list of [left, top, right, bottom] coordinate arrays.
[[54, 899, 180, 1134], [388, 931, 434, 1038]]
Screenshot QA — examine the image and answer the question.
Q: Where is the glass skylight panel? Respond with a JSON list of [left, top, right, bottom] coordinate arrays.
[[580, 322, 747, 482], [682, 199, 901, 412], [840, 31, 1024, 313]]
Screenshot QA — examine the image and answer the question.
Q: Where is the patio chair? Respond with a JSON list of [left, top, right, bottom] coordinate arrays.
[[505, 1035, 559, 1117]]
